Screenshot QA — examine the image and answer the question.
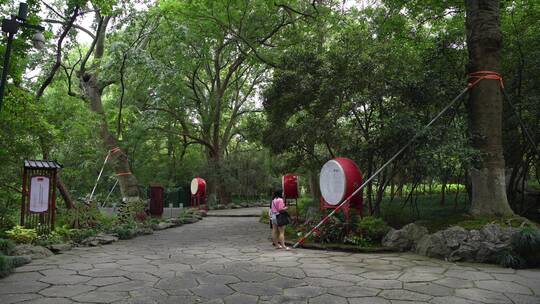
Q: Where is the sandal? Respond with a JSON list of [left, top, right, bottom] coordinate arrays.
[[276, 244, 284, 249]]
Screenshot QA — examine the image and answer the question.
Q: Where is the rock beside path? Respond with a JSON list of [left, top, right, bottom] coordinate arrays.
[[12, 245, 53, 259], [48, 243, 72, 253], [152, 222, 174, 230], [382, 223, 428, 251], [383, 223, 520, 263], [81, 234, 119, 246]]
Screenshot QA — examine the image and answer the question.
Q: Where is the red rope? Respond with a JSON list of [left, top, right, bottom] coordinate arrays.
[[467, 70, 504, 89]]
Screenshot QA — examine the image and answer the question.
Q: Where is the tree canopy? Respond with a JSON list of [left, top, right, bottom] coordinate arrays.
[[0, 0, 538, 221]]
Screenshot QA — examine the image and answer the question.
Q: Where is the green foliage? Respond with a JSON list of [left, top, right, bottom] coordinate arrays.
[[110, 217, 138, 240], [34, 231, 64, 247], [495, 227, 540, 269], [344, 234, 372, 247], [313, 216, 347, 244], [68, 229, 97, 244], [380, 193, 469, 231], [356, 216, 391, 243], [0, 239, 15, 255], [112, 225, 137, 240], [8, 255, 30, 268], [511, 227, 540, 267], [0, 254, 13, 278], [0, 254, 30, 278], [95, 213, 118, 233], [57, 203, 101, 229], [497, 249, 526, 269], [54, 225, 74, 241], [5, 226, 37, 244]]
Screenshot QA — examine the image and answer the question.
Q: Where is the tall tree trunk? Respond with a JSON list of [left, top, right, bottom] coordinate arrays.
[[207, 150, 231, 205], [83, 74, 140, 200], [309, 170, 321, 200], [465, 0, 514, 217]]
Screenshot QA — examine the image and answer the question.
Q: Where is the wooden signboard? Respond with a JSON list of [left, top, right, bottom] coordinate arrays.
[[21, 160, 62, 234]]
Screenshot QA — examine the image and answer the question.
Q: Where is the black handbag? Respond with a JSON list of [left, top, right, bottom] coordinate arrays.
[[276, 210, 290, 226]]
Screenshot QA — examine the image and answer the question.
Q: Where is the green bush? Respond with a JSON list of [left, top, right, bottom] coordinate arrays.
[[111, 220, 138, 240], [356, 216, 391, 243], [497, 250, 526, 269], [511, 227, 540, 267], [0, 254, 13, 278], [297, 197, 316, 217], [69, 229, 97, 244], [5, 225, 37, 244], [54, 225, 74, 242], [34, 231, 64, 247], [313, 216, 346, 244], [0, 238, 15, 255], [0, 254, 31, 278], [113, 225, 137, 240], [344, 234, 372, 247], [56, 202, 101, 229], [95, 213, 118, 233]]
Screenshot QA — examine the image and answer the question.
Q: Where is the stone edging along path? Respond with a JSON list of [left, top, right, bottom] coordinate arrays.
[[3, 210, 206, 279], [285, 241, 398, 254]]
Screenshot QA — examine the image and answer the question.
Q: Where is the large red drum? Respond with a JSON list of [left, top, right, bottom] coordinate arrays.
[[190, 177, 206, 196], [282, 174, 299, 199], [319, 157, 363, 207]]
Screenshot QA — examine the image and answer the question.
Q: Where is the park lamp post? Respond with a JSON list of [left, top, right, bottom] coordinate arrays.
[[0, 2, 45, 112]]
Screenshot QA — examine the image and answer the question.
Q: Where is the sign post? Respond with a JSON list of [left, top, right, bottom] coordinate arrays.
[[21, 160, 62, 234]]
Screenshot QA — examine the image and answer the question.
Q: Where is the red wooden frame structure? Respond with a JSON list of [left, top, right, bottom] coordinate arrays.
[[190, 193, 207, 210], [148, 183, 164, 216], [320, 197, 363, 225], [21, 160, 61, 234]]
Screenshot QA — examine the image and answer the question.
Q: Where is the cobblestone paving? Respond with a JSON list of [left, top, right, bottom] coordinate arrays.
[[207, 207, 265, 217], [1, 217, 539, 304]]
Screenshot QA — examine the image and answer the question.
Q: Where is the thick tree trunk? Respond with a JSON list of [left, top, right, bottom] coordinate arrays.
[[309, 169, 321, 200], [56, 179, 75, 209], [83, 74, 140, 200], [207, 151, 231, 205], [465, 0, 514, 216]]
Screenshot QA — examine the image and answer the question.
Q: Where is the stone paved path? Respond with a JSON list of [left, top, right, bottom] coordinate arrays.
[[1, 217, 539, 304], [207, 207, 265, 217]]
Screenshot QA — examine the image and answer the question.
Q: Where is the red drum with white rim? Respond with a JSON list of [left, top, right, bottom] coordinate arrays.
[[190, 177, 206, 196], [282, 174, 299, 199], [319, 157, 363, 207]]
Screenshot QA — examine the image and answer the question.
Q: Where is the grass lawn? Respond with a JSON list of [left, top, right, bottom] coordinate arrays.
[[380, 193, 537, 231]]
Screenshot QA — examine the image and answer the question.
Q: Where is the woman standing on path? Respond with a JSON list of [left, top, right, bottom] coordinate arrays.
[[270, 190, 290, 250]]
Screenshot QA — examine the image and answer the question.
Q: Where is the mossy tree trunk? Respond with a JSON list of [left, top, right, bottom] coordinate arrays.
[[465, 0, 514, 217]]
